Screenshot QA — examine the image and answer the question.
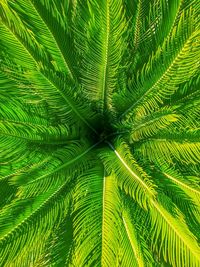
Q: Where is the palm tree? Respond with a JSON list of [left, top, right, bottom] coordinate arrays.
[[0, 0, 199, 266]]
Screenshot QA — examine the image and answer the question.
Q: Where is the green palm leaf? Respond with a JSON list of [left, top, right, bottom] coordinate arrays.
[[0, 0, 200, 266]]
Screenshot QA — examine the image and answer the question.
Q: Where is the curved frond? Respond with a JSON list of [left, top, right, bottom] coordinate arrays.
[[100, 139, 157, 209], [13, 142, 97, 198], [0, 179, 71, 265], [150, 196, 200, 267], [72, 167, 103, 266], [138, 137, 200, 164], [121, 107, 179, 142]]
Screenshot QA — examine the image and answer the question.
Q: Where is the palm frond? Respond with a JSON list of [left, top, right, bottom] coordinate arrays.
[[0, 0, 76, 79], [100, 138, 157, 209], [76, 0, 127, 113], [100, 173, 122, 266], [0, 9, 97, 132], [118, 3, 199, 119], [138, 136, 200, 164], [0, 119, 73, 144], [43, 213, 73, 266], [150, 196, 200, 267], [0, 179, 71, 265], [13, 141, 97, 198], [72, 167, 104, 266], [121, 107, 179, 142]]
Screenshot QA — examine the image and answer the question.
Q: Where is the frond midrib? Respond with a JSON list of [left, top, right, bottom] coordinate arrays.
[[101, 169, 106, 265], [29, 0, 75, 81], [107, 141, 156, 197], [0, 119, 73, 144], [101, 0, 110, 113], [25, 142, 100, 186], [164, 173, 200, 195], [127, 112, 178, 131], [122, 215, 144, 267]]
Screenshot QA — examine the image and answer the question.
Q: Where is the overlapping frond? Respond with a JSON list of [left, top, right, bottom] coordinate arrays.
[[150, 196, 200, 267], [0, 1, 97, 132], [43, 213, 74, 267], [118, 1, 200, 120], [100, 138, 157, 209], [13, 141, 97, 198], [0, 0, 76, 78], [0, 179, 72, 266], [0, 120, 72, 143], [157, 164, 200, 221]]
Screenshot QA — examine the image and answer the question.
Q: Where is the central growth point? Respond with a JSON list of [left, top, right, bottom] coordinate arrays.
[[90, 114, 115, 144]]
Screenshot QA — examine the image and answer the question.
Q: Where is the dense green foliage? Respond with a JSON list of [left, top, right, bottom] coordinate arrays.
[[0, 0, 200, 266]]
